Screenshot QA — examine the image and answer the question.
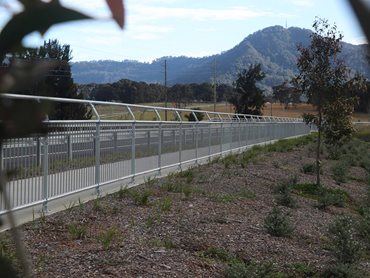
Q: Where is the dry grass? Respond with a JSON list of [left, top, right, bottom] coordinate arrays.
[[93, 102, 369, 122]]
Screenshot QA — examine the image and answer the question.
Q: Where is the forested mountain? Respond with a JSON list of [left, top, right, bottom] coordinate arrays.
[[72, 26, 369, 88]]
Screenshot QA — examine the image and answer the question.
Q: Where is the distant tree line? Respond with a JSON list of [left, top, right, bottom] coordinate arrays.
[[79, 80, 233, 106]]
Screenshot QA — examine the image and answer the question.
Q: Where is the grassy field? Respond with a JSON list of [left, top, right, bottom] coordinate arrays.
[[93, 102, 370, 122]]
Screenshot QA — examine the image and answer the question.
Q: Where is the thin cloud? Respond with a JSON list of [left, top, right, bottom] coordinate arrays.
[[130, 5, 273, 22], [285, 0, 316, 7], [127, 24, 174, 40]]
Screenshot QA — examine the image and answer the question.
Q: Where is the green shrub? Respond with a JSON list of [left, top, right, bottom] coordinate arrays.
[[161, 181, 177, 192], [358, 208, 370, 250], [302, 162, 322, 174], [290, 262, 316, 276], [292, 183, 348, 208], [222, 154, 238, 169], [238, 190, 256, 199], [68, 223, 87, 240], [331, 161, 349, 184], [226, 261, 279, 278], [317, 189, 346, 209], [98, 227, 119, 250], [327, 216, 361, 264], [302, 162, 315, 174], [275, 192, 297, 208], [264, 207, 294, 237], [182, 184, 194, 199], [274, 178, 297, 208], [211, 193, 237, 203], [117, 186, 129, 199], [158, 197, 172, 212], [130, 190, 152, 206], [178, 169, 194, 184], [201, 246, 234, 262], [321, 264, 363, 278], [145, 213, 160, 228], [92, 198, 102, 211]]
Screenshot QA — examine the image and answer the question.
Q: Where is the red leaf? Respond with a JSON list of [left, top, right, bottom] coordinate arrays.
[[106, 0, 125, 28]]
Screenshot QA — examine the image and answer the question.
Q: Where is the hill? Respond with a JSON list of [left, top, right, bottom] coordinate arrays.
[[72, 26, 370, 88]]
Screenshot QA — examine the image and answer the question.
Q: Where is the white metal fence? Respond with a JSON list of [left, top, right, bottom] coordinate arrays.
[[0, 94, 311, 214]]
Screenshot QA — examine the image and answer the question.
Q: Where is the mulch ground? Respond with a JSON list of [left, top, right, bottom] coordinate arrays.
[[2, 139, 370, 277]]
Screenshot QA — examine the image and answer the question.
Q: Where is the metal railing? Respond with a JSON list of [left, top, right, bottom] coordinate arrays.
[[0, 94, 311, 214]]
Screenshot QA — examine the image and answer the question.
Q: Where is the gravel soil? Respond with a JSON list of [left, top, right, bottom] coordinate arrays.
[[2, 138, 370, 277]]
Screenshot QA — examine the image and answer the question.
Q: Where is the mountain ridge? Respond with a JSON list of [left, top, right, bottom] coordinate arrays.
[[72, 25, 369, 88]]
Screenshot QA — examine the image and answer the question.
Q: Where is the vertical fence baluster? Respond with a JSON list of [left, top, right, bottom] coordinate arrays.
[[41, 136, 49, 212], [131, 122, 136, 182], [95, 121, 101, 196], [158, 122, 162, 174], [67, 134, 72, 161], [0, 142, 3, 174]]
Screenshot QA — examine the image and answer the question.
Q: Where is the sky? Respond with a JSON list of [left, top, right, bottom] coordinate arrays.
[[0, 0, 368, 62]]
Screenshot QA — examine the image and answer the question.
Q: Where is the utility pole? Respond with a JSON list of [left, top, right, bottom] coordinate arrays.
[[164, 59, 168, 121], [213, 58, 217, 112]]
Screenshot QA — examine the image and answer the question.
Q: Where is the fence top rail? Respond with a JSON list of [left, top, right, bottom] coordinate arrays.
[[1, 93, 303, 123]]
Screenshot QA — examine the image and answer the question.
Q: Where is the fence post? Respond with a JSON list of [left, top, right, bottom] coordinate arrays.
[[238, 116, 241, 149], [175, 111, 183, 170], [36, 137, 42, 166], [94, 121, 101, 196], [158, 123, 162, 174], [208, 123, 211, 158], [67, 134, 73, 161], [131, 122, 136, 182], [220, 122, 223, 153], [41, 136, 49, 212], [0, 142, 4, 174], [179, 122, 183, 169]]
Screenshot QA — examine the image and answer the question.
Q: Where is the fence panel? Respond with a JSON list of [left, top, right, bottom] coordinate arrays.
[[0, 94, 311, 214]]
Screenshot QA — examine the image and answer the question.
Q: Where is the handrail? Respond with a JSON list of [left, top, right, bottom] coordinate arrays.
[[1, 93, 303, 123]]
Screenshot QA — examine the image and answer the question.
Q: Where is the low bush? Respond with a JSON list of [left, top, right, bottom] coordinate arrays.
[[226, 261, 280, 278], [130, 190, 152, 206], [358, 208, 370, 250], [178, 168, 194, 184], [264, 207, 294, 237], [331, 161, 349, 184], [98, 227, 119, 250], [327, 216, 361, 264], [317, 189, 346, 209], [68, 223, 87, 240], [291, 183, 348, 209], [158, 197, 172, 212], [274, 179, 297, 208], [201, 246, 235, 263], [321, 264, 363, 278], [222, 154, 238, 169]]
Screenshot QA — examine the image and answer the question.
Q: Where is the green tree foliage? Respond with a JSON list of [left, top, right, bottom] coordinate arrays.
[[12, 39, 92, 120], [86, 80, 233, 105], [272, 80, 301, 109], [230, 64, 266, 115], [294, 17, 366, 186], [354, 81, 370, 113], [184, 108, 205, 121]]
